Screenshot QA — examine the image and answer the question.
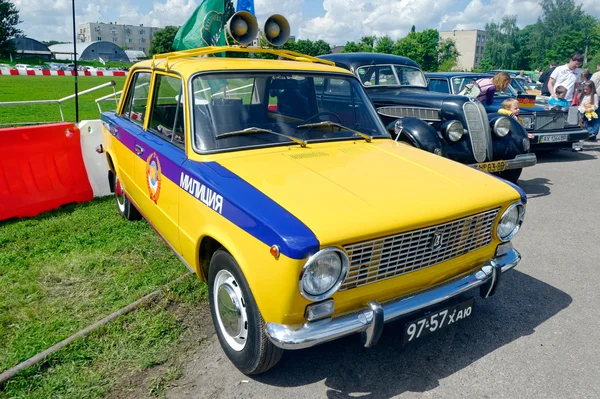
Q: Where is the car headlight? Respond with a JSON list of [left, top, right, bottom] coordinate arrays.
[[444, 120, 464, 142], [497, 203, 525, 242], [493, 117, 511, 137], [299, 248, 349, 301], [520, 115, 534, 129]]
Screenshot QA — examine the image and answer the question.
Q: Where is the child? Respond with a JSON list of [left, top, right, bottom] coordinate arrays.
[[498, 98, 535, 139], [578, 80, 599, 140], [547, 86, 569, 110]]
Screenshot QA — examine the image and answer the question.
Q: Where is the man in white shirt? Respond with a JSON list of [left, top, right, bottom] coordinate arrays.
[[548, 52, 584, 102]]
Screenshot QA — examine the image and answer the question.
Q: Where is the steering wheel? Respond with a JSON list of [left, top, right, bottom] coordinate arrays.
[[300, 112, 342, 125]]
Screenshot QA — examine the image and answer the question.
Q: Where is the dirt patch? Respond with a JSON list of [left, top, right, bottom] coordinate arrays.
[[105, 300, 215, 399]]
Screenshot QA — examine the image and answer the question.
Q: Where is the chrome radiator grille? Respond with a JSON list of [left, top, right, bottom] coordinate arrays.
[[340, 209, 499, 290], [535, 112, 565, 130], [377, 106, 441, 121], [463, 102, 491, 163]]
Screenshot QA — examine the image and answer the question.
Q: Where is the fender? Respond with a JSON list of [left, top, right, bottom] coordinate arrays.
[[488, 113, 530, 154], [387, 117, 443, 153]]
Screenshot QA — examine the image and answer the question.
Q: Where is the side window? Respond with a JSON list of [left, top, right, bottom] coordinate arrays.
[[148, 75, 185, 148], [121, 72, 151, 125], [428, 79, 450, 93]]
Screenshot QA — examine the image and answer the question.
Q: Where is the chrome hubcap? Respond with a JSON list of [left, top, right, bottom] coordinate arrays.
[[115, 176, 125, 212], [214, 270, 248, 351]]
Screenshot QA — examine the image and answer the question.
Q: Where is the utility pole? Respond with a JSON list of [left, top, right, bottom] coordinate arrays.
[[72, 0, 79, 123]]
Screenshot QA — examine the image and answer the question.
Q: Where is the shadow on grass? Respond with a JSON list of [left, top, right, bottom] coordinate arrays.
[[253, 271, 571, 398]]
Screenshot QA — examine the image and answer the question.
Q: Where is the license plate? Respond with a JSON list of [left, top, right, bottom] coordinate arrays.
[[539, 134, 568, 143], [403, 298, 474, 344], [473, 160, 507, 173]]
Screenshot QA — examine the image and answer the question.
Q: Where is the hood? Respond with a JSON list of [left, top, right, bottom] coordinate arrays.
[[366, 87, 460, 109], [214, 139, 520, 246]]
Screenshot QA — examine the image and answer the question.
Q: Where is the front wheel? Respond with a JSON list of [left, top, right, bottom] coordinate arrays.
[[497, 168, 522, 184], [208, 249, 283, 375], [113, 172, 141, 220]]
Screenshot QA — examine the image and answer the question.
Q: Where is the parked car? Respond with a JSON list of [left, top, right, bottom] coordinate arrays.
[[14, 64, 33, 71], [99, 34, 527, 374], [425, 72, 589, 152], [319, 53, 536, 183]]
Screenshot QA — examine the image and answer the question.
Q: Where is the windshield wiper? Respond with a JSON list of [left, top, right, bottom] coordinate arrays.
[[215, 127, 307, 147], [295, 121, 373, 143]]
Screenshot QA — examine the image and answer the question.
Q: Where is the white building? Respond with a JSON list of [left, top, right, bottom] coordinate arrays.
[[78, 22, 160, 55], [439, 30, 486, 71]]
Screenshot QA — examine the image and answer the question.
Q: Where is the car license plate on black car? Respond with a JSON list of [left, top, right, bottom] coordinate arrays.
[[474, 160, 507, 173], [539, 134, 568, 143], [403, 298, 474, 344]]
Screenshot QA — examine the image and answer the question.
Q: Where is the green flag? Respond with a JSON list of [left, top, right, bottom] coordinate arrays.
[[173, 0, 225, 51]]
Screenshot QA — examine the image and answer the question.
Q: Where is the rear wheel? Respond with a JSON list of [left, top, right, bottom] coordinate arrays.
[[113, 173, 141, 220], [208, 249, 283, 375], [497, 168, 522, 184]]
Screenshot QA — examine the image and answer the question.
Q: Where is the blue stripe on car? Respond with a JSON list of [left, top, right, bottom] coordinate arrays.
[[102, 111, 321, 260]]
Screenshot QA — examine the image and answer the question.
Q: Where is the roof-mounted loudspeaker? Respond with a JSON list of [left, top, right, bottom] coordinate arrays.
[[226, 11, 259, 46], [262, 14, 290, 47]]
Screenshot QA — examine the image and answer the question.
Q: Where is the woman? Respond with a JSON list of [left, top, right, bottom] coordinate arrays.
[[476, 72, 511, 105]]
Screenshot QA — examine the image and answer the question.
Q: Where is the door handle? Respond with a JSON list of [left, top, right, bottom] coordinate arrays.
[[135, 144, 144, 156]]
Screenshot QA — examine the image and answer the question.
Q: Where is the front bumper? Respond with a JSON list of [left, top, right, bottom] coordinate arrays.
[[469, 153, 537, 173], [530, 128, 589, 146], [265, 248, 520, 350]]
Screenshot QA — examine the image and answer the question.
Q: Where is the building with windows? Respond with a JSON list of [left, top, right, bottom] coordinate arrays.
[[439, 30, 486, 71], [78, 22, 160, 55]]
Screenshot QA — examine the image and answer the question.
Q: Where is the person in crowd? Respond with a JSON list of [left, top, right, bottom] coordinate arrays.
[[475, 72, 511, 105], [582, 68, 592, 81], [578, 80, 599, 141], [498, 98, 535, 139], [539, 61, 557, 96], [547, 52, 583, 102], [590, 63, 600, 97], [547, 86, 569, 110]]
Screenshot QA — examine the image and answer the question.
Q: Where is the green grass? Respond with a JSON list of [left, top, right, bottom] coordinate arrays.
[[0, 198, 208, 398], [0, 76, 127, 126]]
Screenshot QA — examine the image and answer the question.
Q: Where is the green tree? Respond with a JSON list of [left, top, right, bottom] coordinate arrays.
[[480, 15, 520, 70], [437, 38, 459, 71], [342, 41, 361, 53], [149, 26, 179, 56], [394, 29, 439, 71], [358, 35, 376, 52], [374, 35, 394, 54], [224, 0, 235, 25], [312, 40, 331, 56], [0, 0, 22, 58]]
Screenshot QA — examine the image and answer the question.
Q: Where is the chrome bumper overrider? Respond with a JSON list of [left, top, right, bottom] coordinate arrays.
[[265, 248, 521, 350], [504, 153, 537, 170]]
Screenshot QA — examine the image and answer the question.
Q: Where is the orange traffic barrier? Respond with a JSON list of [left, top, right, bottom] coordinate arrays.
[[0, 123, 93, 221]]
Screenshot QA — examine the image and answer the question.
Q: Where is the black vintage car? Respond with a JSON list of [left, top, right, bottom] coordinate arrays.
[[425, 72, 589, 152], [319, 53, 536, 183]]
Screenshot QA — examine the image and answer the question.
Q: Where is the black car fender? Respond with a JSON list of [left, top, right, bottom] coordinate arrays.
[[386, 117, 443, 154], [488, 113, 529, 153]]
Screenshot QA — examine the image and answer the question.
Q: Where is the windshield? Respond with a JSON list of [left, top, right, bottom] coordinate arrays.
[[451, 76, 518, 97], [356, 64, 427, 88], [191, 72, 390, 152]]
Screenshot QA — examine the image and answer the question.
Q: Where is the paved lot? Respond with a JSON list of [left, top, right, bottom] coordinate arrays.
[[167, 144, 600, 399]]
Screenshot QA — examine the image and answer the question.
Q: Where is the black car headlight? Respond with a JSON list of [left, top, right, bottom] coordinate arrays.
[[493, 117, 511, 137], [299, 248, 349, 301], [497, 203, 525, 242], [443, 120, 464, 142]]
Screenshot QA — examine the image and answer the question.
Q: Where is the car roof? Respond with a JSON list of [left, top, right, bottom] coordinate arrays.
[[425, 72, 494, 78], [318, 53, 421, 70], [132, 48, 353, 78]]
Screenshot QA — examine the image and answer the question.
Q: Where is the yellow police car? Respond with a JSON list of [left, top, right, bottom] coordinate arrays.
[[99, 12, 526, 375]]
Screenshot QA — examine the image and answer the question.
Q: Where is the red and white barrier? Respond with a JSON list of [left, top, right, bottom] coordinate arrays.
[[0, 69, 127, 77]]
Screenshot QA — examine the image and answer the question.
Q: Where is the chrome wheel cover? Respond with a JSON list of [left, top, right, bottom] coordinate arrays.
[[115, 175, 125, 213], [213, 269, 248, 351]]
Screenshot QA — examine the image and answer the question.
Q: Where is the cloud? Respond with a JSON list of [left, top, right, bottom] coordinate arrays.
[[440, 0, 541, 31]]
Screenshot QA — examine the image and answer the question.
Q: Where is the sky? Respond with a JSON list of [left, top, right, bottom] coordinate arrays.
[[12, 0, 600, 46]]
